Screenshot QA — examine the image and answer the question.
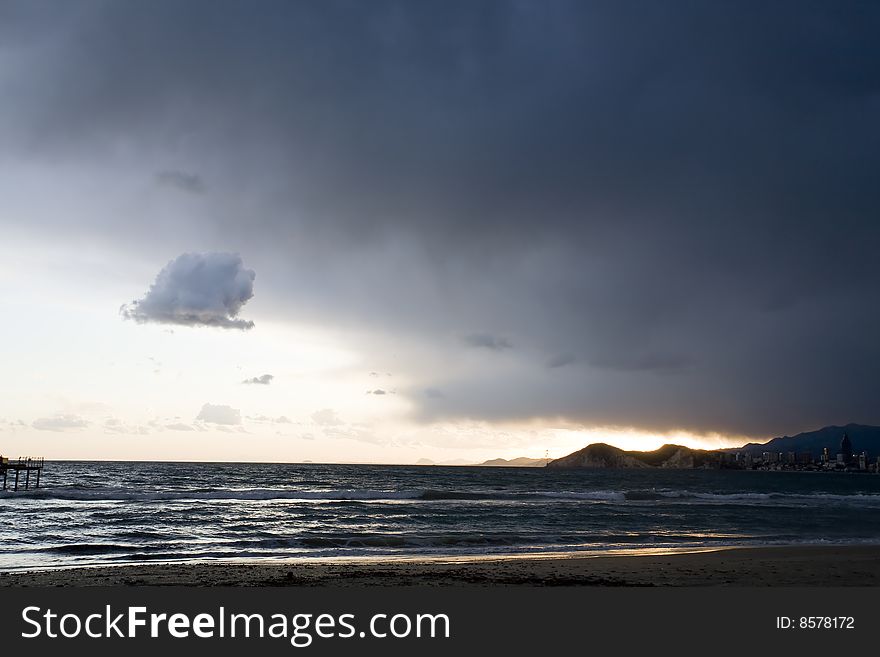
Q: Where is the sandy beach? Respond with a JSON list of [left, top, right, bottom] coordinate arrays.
[[2, 545, 878, 587]]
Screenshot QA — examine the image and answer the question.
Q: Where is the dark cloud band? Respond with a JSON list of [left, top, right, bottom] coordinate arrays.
[[4, 1, 879, 437]]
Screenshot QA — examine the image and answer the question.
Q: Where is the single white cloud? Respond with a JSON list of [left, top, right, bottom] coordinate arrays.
[[165, 422, 196, 431], [196, 403, 242, 425], [247, 415, 292, 424], [32, 414, 89, 432], [311, 408, 343, 426], [121, 252, 256, 330], [102, 417, 149, 435], [242, 374, 274, 385]]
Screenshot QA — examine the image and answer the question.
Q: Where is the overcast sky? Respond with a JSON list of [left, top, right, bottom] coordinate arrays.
[[1, 1, 878, 462]]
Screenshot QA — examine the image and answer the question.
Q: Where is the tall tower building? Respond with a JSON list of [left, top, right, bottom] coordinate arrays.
[[840, 432, 853, 464]]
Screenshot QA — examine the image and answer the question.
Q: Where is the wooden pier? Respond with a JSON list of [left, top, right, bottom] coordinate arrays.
[[0, 457, 44, 491]]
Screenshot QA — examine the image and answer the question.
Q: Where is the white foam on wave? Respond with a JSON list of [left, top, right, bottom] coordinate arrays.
[[5, 487, 880, 506], [4, 488, 424, 502], [533, 490, 627, 502]]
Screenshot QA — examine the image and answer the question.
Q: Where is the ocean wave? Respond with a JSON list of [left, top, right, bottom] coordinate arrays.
[[8, 535, 880, 571], [5, 486, 880, 506], [37, 543, 148, 555], [534, 490, 627, 501], [32, 532, 712, 557], [6, 488, 425, 502], [633, 490, 880, 505], [1, 486, 628, 503]]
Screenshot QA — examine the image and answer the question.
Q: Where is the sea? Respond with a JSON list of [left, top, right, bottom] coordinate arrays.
[[2, 461, 880, 571]]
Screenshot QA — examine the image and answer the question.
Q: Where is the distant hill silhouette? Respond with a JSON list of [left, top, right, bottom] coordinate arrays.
[[546, 443, 724, 469], [479, 457, 552, 467], [731, 424, 880, 458], [546, 424, 880, 469], [415, 458, 474, 466]]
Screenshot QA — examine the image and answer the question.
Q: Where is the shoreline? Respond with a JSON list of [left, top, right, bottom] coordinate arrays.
[[2, 544, 879, 587]]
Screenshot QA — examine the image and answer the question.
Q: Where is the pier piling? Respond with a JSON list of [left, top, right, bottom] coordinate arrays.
[[0, 457, 45, 491]]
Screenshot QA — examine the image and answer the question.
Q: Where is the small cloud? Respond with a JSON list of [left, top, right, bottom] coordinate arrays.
[[242, 374, 274, 385], [547, 353, 576, 369], [156, 170, 206, 194], [367, 389, 388, 395], [121, 252, 256, 330], [213, 425, 249, 434], [102, 418, 151, 435], [589, 352, 691, 373], [323, 424, 383, 445], [165, 423, 195, 431], [463, 333, 512, 351], [196, 403, 242, 425], [311, 408, 343, 426], [246, 415, 292, 424], [32, 414, 89, 432]]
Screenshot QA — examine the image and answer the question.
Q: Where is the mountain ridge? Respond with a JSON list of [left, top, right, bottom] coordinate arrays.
[[546, 424, 880, 469], [479, 457, 553, 467], [730, 423, 880, 458]]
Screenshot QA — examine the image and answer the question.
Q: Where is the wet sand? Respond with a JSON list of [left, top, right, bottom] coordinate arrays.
[[2, 545, 879, 587]]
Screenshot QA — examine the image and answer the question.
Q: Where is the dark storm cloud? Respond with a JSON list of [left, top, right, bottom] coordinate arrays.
[[121, 252, 256, 330], [5, 1, 880, 436], [547, 354, 576, 369], [156, 170, 206, 194], [463, 333, 513, 351], [242, 374, 274, 385], [588, 352, 690, 374]]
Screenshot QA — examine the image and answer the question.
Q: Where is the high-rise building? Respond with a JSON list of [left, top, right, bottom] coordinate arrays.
[[839, 432, 853, 464]]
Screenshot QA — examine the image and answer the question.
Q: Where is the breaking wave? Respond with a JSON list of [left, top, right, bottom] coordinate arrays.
[[7, 487, 880, 506]]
